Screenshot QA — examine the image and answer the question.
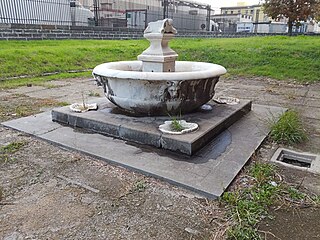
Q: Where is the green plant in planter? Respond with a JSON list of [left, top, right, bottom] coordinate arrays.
[[168, 111, 185, 132], [171, 118, 184, 132]]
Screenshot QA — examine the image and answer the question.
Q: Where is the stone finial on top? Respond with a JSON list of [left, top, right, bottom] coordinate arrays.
[[138, 19, 178, 72], [144, 18, 177, 35]]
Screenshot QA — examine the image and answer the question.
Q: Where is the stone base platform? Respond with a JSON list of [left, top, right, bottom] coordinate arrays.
[[2, 103, 285, 198], [51, 99, 252, 155]]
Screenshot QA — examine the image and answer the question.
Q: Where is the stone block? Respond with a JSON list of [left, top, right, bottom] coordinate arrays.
[[0, 23, 11, 29], [41, 24, 55, 30], [56, 25, 71, 30]]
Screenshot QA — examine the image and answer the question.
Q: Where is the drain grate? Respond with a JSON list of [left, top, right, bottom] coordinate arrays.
[[277, 149, 314, 168], [282, 157, 311, 168], [271, 148, 320, 173]]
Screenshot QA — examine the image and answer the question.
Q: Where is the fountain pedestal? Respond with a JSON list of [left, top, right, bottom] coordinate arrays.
[[137, 19, 178, 73]]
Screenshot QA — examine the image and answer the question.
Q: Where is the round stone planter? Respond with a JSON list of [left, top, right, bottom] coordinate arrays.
[[159, 120, 198, 135], [69, 103, 98, 113]]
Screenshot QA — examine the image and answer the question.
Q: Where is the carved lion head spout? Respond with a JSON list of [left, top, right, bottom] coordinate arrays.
[[144, 18, 177, 35], [167, 81, 181, 99]]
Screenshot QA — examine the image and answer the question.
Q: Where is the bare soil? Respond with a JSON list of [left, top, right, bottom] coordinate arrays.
[[1, 77, 320, 239], [0, 127, 226, 239]]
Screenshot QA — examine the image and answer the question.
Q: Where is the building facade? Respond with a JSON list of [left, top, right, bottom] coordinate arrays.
[[79, 0, 213, 31]]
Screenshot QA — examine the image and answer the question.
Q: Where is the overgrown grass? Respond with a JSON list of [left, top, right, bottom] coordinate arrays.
[[0, 36, 319, 88], [221, 161, 319, 240], [222, 163, 279, 239], [270, 110, 307, 145]]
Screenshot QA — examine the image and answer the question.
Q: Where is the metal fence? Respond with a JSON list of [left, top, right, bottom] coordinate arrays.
[[0, 0, 94, 26], [0, 0, 214, 31]]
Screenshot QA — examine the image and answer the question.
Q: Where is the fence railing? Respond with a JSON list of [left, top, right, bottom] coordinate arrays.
[[0, 0, 214, 32], [0, 0, 94, 26]]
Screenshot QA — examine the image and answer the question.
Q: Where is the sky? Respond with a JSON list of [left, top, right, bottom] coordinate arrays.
[[196, 0, 261, 13]]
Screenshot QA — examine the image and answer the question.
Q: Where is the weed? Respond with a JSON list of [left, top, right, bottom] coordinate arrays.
[[133, 180, 147, 192], [228, 225, 260, 240], [1, 141, 26, 153], [221, 161, 320, 239], [56, 101, 69, 107], [0, 141, 27, 163], [88, 91, 101, 97], [249, 162, 276, 185], [171, 118, 184, 132], [287, 187, 305, 201], [269, 110, 307, 145], [168, 111, 185, 132], [311, 195, 320, 204], [221, 162, 281, 240]]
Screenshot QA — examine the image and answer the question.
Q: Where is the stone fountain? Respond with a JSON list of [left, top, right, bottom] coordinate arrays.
[[92, 19, 226, 116], [4, 20, 286, 199], [52, 19, 252, 155]]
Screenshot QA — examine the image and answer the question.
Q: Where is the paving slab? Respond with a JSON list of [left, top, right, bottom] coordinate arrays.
[[2, 104, 285, 199], [51, 98, 252, 155]]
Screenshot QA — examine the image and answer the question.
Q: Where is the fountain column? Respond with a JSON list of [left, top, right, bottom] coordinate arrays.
[[137, 19, 178, 73]]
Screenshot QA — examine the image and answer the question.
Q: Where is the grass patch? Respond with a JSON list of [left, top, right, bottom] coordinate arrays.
[[270, 110, 307, 145], [0, 36, 319, 86], [0, 94, 69, 121], [0, 71, 91, 89], [221, 161, 319, 240], [221, 163, 279, 239], [0, 141, 27, 163]]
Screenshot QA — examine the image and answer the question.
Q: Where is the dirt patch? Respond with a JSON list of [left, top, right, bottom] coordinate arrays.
[[0, 126, 225, 239], [0, 93, 67, 122], [259, 207, 320, 240]]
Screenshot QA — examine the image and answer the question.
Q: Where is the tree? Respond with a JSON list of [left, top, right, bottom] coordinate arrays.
[[263, 0, 320, 35]]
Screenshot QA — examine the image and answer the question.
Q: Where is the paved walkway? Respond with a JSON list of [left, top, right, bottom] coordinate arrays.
[[216, 77, 320, 153]]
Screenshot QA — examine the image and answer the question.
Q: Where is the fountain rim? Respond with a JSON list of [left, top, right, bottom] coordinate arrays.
[[92, 60, 227, 81]]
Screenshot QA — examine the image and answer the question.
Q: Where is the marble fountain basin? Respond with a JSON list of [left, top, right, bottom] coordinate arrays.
[[93, 60, 227, 116]]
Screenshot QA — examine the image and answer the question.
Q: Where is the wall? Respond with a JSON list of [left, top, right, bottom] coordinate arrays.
[[0, 23, 310, 41]]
